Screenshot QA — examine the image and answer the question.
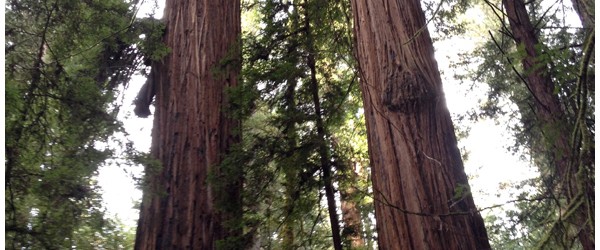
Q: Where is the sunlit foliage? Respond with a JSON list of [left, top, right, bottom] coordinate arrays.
[[5, 0, 162, 248]]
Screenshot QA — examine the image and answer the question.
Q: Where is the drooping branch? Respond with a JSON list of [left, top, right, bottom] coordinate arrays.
[[133, 66, 157, 118]]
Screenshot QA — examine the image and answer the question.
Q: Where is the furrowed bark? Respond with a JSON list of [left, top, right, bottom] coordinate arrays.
[[350, 0, 491, 249], [134, 0, 241, 249]]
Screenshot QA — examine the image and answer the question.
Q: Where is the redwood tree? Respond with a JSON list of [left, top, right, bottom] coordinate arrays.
[[134, 0, 242, 249], [350, 1, 490, 248], [502, 0, 594, 248]]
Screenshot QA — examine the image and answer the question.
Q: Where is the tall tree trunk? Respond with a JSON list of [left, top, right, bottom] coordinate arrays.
[[301, 3, 343, 249], [281, 73, 299, 250], [350, 1, 491, 249], [134, 1, 242, 249], [503, 0, 594, 249], [305, 20, 344, 250]]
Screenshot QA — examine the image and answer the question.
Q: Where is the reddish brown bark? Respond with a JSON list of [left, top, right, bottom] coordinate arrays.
[[503, 0, 594, 248], [350, 1, 491, 249], [134, 0, 241, 249], [339, 162, 365, 249]]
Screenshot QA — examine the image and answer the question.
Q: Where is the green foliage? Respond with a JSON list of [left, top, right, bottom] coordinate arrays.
[[13, 0, 594, 248], [132, 17, 169, 62], [429, 0, 471, 36], [451, 0, 595, 248], [5, 0, 157, 248], [484, 178, 567, 249], [451, 183, 471, 203], [125, 145, 163, 198], [216, 0, 375, 248]]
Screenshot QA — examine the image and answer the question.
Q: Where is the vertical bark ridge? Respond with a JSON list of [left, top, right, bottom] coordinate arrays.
[[351, 0, 491, 249], [135, 0, 241, 249]]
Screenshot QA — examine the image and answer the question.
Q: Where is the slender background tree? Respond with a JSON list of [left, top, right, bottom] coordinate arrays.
[[451, 0, 594, 248]]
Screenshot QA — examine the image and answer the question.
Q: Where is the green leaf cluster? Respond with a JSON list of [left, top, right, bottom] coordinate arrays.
[[450, 0, 595, 248], [216, 0, 375, 248], [5, 0, 159, 248]]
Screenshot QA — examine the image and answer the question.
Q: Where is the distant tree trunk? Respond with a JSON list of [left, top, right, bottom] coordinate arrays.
[[350, 1, 491, 249], [134, 0, 241, 249], [281, 74, 299, 250], [503, 0, 594, 249], [304, 6, 343, 249], [331, 135, 366, 249], [307, 62, 343, 250], [569, 0, 594, 30], [339, 162, 365, 249]]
